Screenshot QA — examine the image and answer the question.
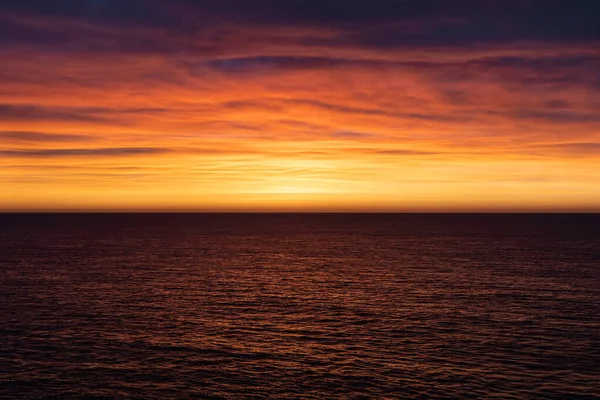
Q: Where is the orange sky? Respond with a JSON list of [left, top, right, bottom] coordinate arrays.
[[1, 3, 599, 211]]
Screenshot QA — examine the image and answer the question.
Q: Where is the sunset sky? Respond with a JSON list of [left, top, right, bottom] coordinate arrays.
[[1, 0, 599, 211]]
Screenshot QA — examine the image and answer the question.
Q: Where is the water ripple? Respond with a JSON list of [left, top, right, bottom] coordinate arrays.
[[1, 214, 599, 399]]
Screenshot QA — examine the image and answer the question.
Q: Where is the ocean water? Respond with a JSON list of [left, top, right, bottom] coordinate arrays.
[[1, 213, 599, 399]]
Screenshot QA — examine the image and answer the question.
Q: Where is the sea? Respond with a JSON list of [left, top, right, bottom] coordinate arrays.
[[1, 213, 599, 399]]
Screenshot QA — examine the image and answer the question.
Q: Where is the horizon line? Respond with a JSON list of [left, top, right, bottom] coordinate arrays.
[[1, 210, 599, 215]]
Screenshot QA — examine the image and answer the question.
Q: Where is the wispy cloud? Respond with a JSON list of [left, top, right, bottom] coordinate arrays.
[[0, 131, 93, 142], [0, 104, 109, 123], [375, 149, 443, 156], [330, 131, 379, 139], [0, 147, 169, 158], [511, 110, 600, 124], [533, 142, 600, 157]]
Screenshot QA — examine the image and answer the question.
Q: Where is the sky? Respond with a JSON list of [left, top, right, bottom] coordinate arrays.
[[1, 0, 599, 212]]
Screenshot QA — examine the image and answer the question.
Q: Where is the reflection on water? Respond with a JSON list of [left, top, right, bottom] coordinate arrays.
[[1, 214, 599, 399]]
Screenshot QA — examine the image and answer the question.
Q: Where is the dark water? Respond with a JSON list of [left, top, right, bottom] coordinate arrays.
[[1, 214, 599, 399]]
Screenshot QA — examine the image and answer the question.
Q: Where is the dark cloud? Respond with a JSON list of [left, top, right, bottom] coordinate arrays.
[[205, 54, 600, 92], [471, 55, 600, 70], [0, 104, 170, 123], [0, 6, 185, 55], [0, 0, 169, 26], [545, 100, 571, 109], [286, 99, 392, 117], [1, 0, 598, 53], [0, 20, 179, 55], [512, 110, 600, 124], [207, 55, 600, 71], [0, 104, 109, 123], [207, 56, 382, 73], [0, 131, 93, 142], [286, 99, 466, 122], [171, 0, 600, 43], [0, 146, 257, 157], [466, 55, 600, 87], [403, 55, 600, 89], [0, 147, 169, 157], [220, 100, 283, 112], [322, 5, 599, 49]]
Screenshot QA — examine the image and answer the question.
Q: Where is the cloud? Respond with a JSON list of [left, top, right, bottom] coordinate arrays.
[[1, 0, 598, 59], [464, 55, 600, 88], [375, 149, 442, 156], [545, 99, 571, 109], [0, 147, 169, 157], [0, 0, 174, 32], [330, 131, 378, 139], [511, 110, 600, 124], [285, 99, 467, 122], [220, 100, 284, 112], [0, 104, 171, 124], [286, 99, 392, 117], [0, 131, 93, 142], [203, 54, 600, 95], [169, 0, 600, 45], [0, 104, 108, 123], [207, 56, 383, 73], [535, 142, 600, 156]]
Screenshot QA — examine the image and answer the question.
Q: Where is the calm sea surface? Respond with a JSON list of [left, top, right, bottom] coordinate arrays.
[[1, 214, 599, 399]]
